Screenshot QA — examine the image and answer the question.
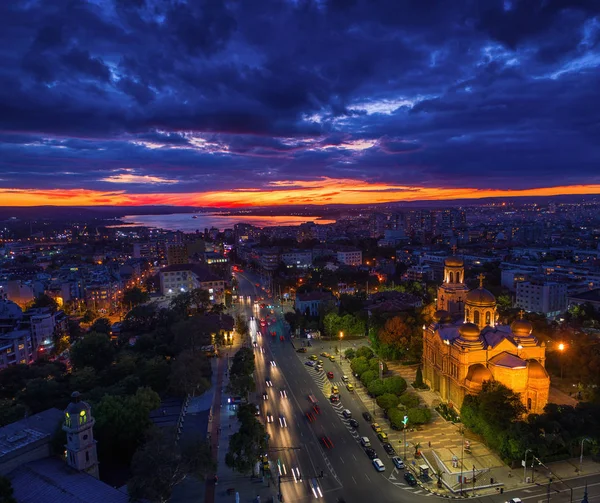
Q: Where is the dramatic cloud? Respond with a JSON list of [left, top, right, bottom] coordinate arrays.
[[0, 0, 599, 206]]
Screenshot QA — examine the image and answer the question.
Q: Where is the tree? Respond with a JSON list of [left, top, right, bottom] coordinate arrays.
[[407, 407, 431, 425], [210, 303, 226, 315], [399, 392, 420, 408], [70, 367, 98, 393], [360, 370, 377, 386], [356, 346, 374, 359], [235, 315, 249, 339], [169, 292, 193, 317], [30, 294, 58, 313], [171, 316, 216, 355], [70, 332, 115, 371], [128, 427, 213, 503], [350, 356, 370, 376], [18, 377, 69, 414], [225, 414, 267, 475], [123, 286, 150, 308], [369, 358, 387, 374], [190, 288, 211, 313], [90, 317, 112, 335], [169, 351, 211, 398], [344, 348, 356, 360], [387, 408, 406, 430], [414, 367, 424, 388], [122, 304, 159, 334], [383, 376, 407, 396], [0, 475, 17, 503], [94, 387, 161, 464], [376, 393, 400, 411], [367, 378, 386, 397], [0, 399, 27, 428]]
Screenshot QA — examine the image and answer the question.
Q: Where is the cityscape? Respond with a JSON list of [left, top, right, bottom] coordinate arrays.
[[1, 2, 600, 503]]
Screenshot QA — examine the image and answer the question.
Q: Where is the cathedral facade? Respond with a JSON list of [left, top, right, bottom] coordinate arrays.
[[423, 255, 550, 415]]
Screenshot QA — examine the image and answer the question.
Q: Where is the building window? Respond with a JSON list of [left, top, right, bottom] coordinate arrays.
[[474, 311, 480, 325], [485, 312, 491, 325], [527, 397, 532, 410], [449, 272, 454, 283]]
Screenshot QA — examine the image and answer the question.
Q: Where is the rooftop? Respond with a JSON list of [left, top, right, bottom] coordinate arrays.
[[568, 288, 600, 302], [9, 458, 129, 503], [0, 408, 63, 461]]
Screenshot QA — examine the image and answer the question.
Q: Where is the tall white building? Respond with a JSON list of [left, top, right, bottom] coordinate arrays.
[[337, 249, 362, 266], [516, 280, 567, 319]]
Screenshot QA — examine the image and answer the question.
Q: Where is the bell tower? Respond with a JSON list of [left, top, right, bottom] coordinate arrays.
[[437, 246, 469, 316], [63, 391, 99, 479]]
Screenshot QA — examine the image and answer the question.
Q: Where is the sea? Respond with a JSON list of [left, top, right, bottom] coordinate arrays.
[[118, 213, 336, 232]]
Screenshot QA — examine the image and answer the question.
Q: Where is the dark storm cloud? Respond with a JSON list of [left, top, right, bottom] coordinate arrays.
[[0, 0, 599, 195]]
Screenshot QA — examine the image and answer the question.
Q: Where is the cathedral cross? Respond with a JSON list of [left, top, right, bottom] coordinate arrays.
[[477, 273, 485, 288], [518, 309, 525, 319], [451, 245, 457, 255]]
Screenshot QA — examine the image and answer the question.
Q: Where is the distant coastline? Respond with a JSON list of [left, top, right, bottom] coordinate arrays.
[[115, 213, 336, 232]]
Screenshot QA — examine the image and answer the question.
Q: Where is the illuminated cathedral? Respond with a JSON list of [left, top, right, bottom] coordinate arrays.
[[422, 254, 550, 414]]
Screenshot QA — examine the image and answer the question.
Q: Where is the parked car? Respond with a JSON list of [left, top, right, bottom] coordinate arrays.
[[404, 472, 417, 486], [365, 448, 377, 460], [372, 458, 385, 472], [392, 457, 405, 469], [349, 419, 359, 428], [383, 442, 396, 456], [363, 412, 373, 422]]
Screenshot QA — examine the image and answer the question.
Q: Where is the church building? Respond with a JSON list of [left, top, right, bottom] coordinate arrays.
[[423, 254, 550, 414]]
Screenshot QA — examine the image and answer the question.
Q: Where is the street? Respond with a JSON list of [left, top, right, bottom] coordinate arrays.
[[231, 269, 600, 503]]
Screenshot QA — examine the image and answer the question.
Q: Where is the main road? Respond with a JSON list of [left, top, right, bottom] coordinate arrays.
[[233, 269, 599, 503]]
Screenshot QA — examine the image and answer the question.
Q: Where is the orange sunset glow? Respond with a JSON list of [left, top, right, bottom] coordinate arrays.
[[1, 178, 600, 207]]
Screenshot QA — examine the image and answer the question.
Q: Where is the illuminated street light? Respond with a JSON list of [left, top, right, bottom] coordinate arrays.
[[558, 343, 566, 380]]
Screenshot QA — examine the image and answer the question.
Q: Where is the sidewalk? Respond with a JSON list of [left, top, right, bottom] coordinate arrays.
[[213, 340, 279, 503], [339, 353, 600, 497]]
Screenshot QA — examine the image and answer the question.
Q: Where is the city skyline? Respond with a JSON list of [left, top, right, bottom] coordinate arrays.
[[1, 1, 600, 207]]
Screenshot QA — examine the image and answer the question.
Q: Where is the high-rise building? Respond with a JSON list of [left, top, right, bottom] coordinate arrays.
[[516, 280, 567, 319]]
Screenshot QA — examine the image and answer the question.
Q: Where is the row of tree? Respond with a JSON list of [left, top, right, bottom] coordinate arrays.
[[461, 381, 600, 463], [348, 347, 432, 428]]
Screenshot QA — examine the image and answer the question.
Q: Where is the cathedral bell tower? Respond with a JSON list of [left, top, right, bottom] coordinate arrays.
[[63, 391, 99, 479], [437, 246, 470, 316]]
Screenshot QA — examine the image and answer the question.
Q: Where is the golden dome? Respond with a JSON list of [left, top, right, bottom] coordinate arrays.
[[466, 287, 496, 306], [528, 360, 549, 379], [433, 309, 449, 322], [445, 256, 464, 267], [459, 322, 481, 340], [466, 364, 492, 383], [511, 318, 533, 336]]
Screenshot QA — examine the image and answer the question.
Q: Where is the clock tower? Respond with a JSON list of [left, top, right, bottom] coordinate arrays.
[[63, 391, 99, 479]]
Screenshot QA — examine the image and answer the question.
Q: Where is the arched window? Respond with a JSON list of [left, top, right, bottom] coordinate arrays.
[[65, 412, 71, 428], [79, 410, 87, 425], [449, 272, 454, 283], [527, 398, 532, 410], [465, 309, 470, 322], [456, 272, 460, 283], [485, 312, 491, 325], [474, 311, 480, 325]]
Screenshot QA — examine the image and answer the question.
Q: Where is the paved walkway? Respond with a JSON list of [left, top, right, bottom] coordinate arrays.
[[340, 349, 600, 498]]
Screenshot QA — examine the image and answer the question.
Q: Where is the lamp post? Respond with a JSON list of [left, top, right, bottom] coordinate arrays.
[[402, 415, 409, 461], [558, 343, 565, 380], [580, 438, 592, 473], [339, 331, 343, 363], [459, 427, 465, 496], [523, 448, 532, 483]]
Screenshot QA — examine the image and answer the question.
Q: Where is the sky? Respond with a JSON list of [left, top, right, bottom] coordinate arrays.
[[1, 0, 600, 207]]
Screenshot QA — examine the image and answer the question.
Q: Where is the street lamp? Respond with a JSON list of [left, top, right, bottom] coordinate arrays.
[[580, 438, 592, 473], [402, 415, 409, 461], [523, 448, 533, 483], [558, 343, 565, 380], [339, 332, 343, 363]]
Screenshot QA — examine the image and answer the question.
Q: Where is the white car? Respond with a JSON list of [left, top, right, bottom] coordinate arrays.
[[265, 379, 273, 387], [341, 375, 349, 382], [372, 458, 385, 472], [279, 415, 287, 428], [266, 413, 274, 423], [280, 389, 287, 398], [342, 409, 352, 418], [270, 360, 277, 367], [505, 500, 522, 503]]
